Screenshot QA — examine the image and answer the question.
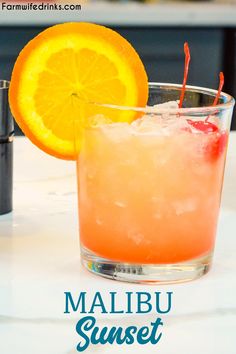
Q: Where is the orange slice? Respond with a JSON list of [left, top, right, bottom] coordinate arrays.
[[9, 22, 148, 160]]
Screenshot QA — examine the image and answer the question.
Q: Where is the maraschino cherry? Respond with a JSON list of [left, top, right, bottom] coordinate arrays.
[[179, 43, 224, 134], [179, 45, 227, 161]]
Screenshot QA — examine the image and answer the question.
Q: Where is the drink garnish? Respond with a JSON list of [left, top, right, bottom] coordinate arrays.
[[178, 42, 221, 136], [187, 72, 225, 133], [184, 69, 226, 161], [187, 120, 219, 133], [212, 72, 224, 106], [204, 71, 225, 124], [9, 22, 148, 160], [179, 42, 191, 109]]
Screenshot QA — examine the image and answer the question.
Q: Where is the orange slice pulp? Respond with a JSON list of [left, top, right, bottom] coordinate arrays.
[[9, 22, 148, 160]]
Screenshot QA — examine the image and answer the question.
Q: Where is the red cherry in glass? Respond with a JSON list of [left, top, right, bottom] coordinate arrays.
[[187, 120, 219, 133]]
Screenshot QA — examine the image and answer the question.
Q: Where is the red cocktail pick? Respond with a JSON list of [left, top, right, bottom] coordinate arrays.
[[179, 42, 191, 109]]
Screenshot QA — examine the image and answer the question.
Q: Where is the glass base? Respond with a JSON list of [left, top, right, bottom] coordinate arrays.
[[81, 246, 212, 284]]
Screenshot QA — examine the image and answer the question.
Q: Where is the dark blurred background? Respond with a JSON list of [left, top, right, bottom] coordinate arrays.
[[1, 0, 236, 133]]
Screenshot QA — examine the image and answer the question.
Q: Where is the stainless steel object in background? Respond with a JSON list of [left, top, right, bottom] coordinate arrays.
[[0, 80, 14, 215]]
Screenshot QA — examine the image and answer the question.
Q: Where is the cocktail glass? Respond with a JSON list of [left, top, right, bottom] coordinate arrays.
[[76, 83, 234, 284]]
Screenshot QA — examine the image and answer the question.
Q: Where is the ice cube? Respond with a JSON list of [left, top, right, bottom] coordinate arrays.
[[162, 116, 192, 134], [131, 100, 192, 135], [114, 201, 127, 208], [100, 122, 132, 142], [172, 198, 197, 215], [96, 217, 103, 225], [131, 112, 191, 136], [131, 115, 162, 134], [127, 230, 146, 246], [150, 100, 179, 110]]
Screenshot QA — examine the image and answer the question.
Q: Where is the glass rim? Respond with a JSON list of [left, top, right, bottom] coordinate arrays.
[[1, 80, 234, 112], [90, 82, 235, 114]]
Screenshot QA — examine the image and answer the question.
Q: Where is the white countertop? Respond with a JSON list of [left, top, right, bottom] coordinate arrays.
[[0, 134, 236, 354], [1, 1, 236, 27]]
